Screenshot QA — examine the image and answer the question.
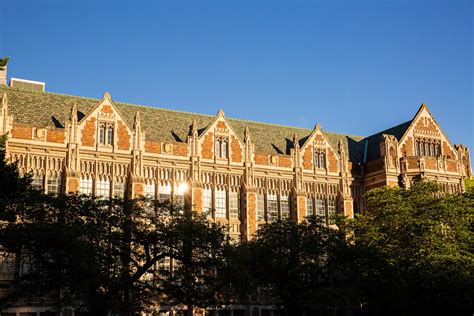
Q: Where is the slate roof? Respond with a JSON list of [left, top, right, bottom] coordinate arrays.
[[0, 85, 386, 163], [363, 120, 413, 162]]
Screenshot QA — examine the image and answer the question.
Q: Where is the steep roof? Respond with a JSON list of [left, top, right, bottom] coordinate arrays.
[[363, 120, 413, 162], [0, 85, 366, 162]]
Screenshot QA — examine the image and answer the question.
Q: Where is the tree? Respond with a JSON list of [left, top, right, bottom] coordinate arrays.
[[235, 217, 357, 315], [157, 208, 229, 315], [348, 182, 474, 314], [0, 57, 9, 71]]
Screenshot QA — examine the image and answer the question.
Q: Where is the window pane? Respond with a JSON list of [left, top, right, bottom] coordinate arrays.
[[229, 191, 239, 219], [144, 183, 156, 199], [107, 126, 113, 145], [96, 179, 111, 199], [215, 140, 221, 158], [256, 194, 265, 221], [222, 141, 228, 158], [47, 175, 61, 194], [328, 198, 337, 224], [31, 174, 44, 191], [99, 126, 105, 144], [215, 189, 226, 218], [280, 195, 290, 219], [267, 194, 278, 222], [306, 197, 314, 217], [316, 198, 326, 218], [114, 181, 125, 198], [203, 188, 213, 214], [158, 183, 171, 203], [79, 176, 93, 195]]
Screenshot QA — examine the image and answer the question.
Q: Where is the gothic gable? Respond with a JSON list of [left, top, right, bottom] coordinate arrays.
[[300, 123, 339, 173], [198, 109, 244, 163], [399, 103, 458, 160], [78, 92, 133, 151]]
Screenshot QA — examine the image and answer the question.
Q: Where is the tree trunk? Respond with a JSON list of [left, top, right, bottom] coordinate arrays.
[[187, 303, 194, 316]]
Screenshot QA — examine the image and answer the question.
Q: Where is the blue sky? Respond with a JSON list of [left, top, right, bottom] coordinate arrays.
[[1, 0, 472, 150]]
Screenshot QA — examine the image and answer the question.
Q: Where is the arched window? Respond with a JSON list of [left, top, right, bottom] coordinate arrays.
[[429, 143, 434, 157], [106, 126, 114, 145], [222, 140, 228, 158], [215, 137, 229, 158], [314, 149, 326, 169]]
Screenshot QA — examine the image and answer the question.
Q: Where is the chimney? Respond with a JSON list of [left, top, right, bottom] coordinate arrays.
[[0, 57, 8, 86]]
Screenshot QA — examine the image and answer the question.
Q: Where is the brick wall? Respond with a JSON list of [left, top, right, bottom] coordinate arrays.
[[11, 126, 32, 140], [278, 156, 292, 168], [193, 187, 203, 212], [81, 118, 96, 147], [117, 121, 130, 150], [217, 120, 227, 129], [254, 153, 268, 165], [443, 141, 454, 158], [145, 140, 161, 153], [327, 148, 338, 173], [174, 143, 189, 157], [67, 178, 79, 193], [230, 135, 242, 163], [101, 105, 113, 114], [46, 129, 65, 144], [246, 192, 257, 239], [302, 145, 313, 170], [401, 136, 414, 156], [201, 133, 214, 159]]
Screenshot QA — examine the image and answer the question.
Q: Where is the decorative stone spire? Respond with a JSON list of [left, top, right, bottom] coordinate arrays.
[[192, 119, 198, 137], [133, 111, 143, 150], [70, 101, 77, 124], [293, 132, 299, 150], [1, 92, 11, 134], [244, 126, 251, 144], [68, 101, 78, 144], [1, 92, 8, 117]]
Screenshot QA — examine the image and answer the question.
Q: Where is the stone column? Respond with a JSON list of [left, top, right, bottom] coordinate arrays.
[[241, 185, 257, 241]]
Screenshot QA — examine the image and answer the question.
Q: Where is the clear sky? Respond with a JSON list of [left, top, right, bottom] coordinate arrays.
[[1, 0, 472, 150]]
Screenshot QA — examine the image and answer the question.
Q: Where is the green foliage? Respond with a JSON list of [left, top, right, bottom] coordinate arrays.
[[347, 182, 474, 314], [0, 57, 9, 71]]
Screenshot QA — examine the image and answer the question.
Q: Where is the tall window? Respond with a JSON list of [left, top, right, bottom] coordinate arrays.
[[415, 138, 441, 158], [267, 194, 278, 222], [96, 178, 110, 199], [203, 188, 212, 215], [114, 180, 125, 198], [173, 182, 187, 207], [98, 123, 114, 145], [328, 198, 337, 224], [215, 137, 229, 158], [229, 191, 239, 219], [31, 174, 44, 191], [158, 183, 171, 203], [316, 198, 326, 219], [47, 175, 61, 195], [306, 197, 314, 217], [215, 188, 227, 218], [79, 176, 93, 195], [280, 195, 290, 219], [256, 194, 265, 221], [315, 149, 326, 169], [144, 183, 156, 199]]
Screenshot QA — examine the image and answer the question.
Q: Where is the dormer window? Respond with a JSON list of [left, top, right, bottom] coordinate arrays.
[[215, 137, 228, 158], [99, 123, 114, 145], [314, 148, 326, 169]]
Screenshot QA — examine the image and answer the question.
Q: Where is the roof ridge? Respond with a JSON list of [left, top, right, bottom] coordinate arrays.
[[0, 85, 365, 138], [364, 120, 413, 139]]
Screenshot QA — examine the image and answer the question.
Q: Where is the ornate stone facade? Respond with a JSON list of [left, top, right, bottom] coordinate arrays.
[[0, 86, 471, 244]]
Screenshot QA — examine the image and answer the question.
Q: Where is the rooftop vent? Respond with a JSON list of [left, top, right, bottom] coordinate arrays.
[[10, 77, 45, 91]]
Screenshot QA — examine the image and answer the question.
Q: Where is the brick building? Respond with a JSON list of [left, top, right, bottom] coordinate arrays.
[[0, 76, 472, 314], [0, 81, 471, 242]]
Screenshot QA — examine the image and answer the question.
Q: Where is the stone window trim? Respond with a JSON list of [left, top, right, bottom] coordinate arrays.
[[214, 136, 229, 160], [97, 121, 115, 147], [314, 147, 327, 170], [414, 137, 441, 158]]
